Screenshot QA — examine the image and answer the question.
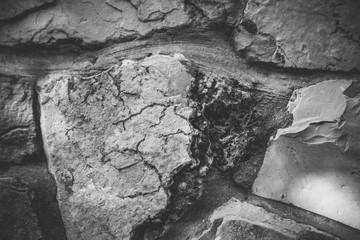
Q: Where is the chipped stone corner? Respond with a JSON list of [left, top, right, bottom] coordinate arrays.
[[253, 79, 360, 230]]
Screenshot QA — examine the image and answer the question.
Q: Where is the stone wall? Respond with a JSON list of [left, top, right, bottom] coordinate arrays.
[[0, 0, 360, 239]]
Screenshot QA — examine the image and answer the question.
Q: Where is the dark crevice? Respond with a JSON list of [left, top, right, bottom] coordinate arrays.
[[246, 60, 360, 77], [32, 84, 46, 162]]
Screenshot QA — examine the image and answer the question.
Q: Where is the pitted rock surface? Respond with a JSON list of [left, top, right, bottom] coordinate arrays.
[[0, 76, 39, 163], [37, 54, 195, 240], [234, 0, 360, 71]]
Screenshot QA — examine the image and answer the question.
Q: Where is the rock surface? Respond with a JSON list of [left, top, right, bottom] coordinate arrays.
[[195, 197, 339, 240], [0, 162, 68, 240], [234, 0, 360, 71], [0, 0, 54, 21], [0, 76, 39, 163], [253, 80, 360, 230], [0, 0, 191, 46], [38, 54, 195, 240], [0, 177, 44, 240]]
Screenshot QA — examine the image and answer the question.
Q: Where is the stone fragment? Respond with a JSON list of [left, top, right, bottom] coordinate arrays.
[[0, 177, 44, 240], [38, 54, 195, 240], [0, 0, 54, 21], [253, 80, 360, 230], [234, 0, 360, 71], [196, 198, 339, 240], [0, 76, 39, 163]]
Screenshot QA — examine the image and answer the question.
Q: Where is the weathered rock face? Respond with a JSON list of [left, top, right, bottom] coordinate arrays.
[[253, 80, 360, 230], [37, 54, 195, 240], [234, 0, 360, 71], [2, 0, 360, 238], [0, 76, 39, 163], [196, 198, 339, 240]]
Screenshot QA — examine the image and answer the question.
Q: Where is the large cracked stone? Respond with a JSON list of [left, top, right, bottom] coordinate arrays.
[[0, 76, 39, 163], [253, 80, 360, 230], [234, 0, 360, 71], [195, 197, 339, 240], [37, 54, 195, 239]]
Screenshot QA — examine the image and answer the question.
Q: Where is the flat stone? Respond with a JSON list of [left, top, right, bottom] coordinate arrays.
[[0, 0, 190, 46], [253, 80, 360, 230], [0, 0, 53, 21], [196, 197, 339, 240], [234, 0, 360, 71], [0, 76, 39, 163], [0, 177, 44, 240], [37, 54, 195, 239]]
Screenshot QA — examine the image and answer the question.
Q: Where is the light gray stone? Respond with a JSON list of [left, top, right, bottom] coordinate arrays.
[[37, 54, 195, 240], [234, 0, 360, 71], [253, 80, 360, 230]]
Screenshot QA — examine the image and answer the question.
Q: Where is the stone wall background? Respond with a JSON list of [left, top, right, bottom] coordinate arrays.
[[0, 0, 360, 239]]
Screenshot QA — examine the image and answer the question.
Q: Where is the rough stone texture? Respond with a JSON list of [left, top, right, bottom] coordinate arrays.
[[37, 54, 195, 240], [0, 0, 54, 21], [1, 0, 360, 237], [234, 0, 360, 71], [195, 197, 339, 240], [0, 162, 68, 240], [0, 177, 44, 240], [253, 80, 360, 230], [129, 0, 183, 22], [187, 0, 241, 26], [0, 76, 39, 163], [0, 0, 190, 46]]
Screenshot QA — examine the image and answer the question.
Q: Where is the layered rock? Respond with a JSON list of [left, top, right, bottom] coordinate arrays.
[[234, 0, 360, 71], [195, 197, 339, 240], [253, 80, 360, 229], [37, 54, 195, 240], [0, 76, 39, 163]]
